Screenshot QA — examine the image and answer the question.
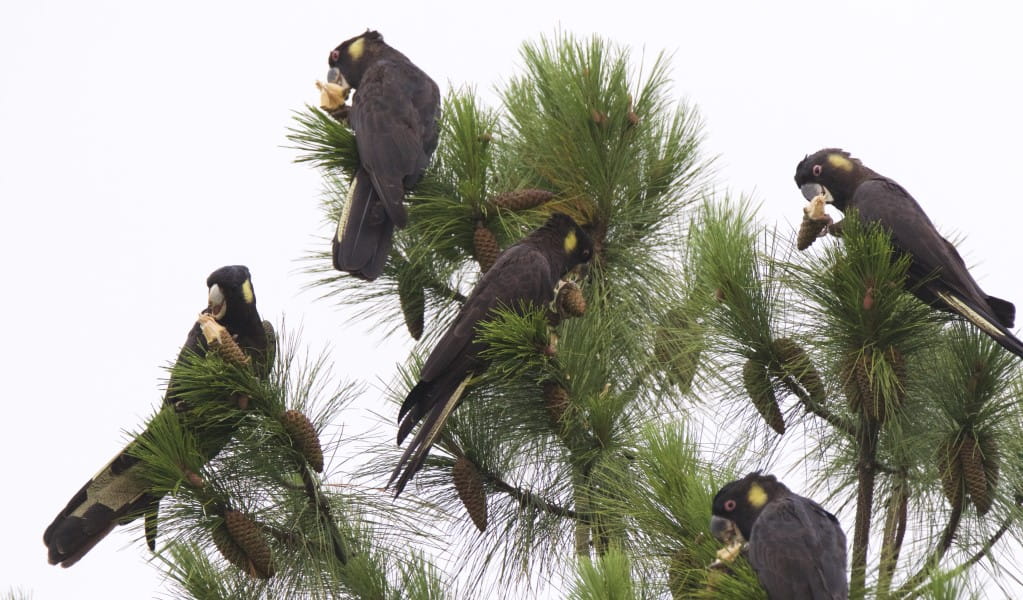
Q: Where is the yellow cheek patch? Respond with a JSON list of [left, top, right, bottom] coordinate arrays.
[[827, 154, 854, 172], [241, 280, 254, 304], [747, 483, 768, 509], [348, 38, 365, 60], [564, 230, 578, 253]]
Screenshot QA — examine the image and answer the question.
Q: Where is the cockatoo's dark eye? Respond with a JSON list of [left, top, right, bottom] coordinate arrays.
[[330, 50, 341, 63], [724, 499, 736, 511], [812, 164, 822, 177]]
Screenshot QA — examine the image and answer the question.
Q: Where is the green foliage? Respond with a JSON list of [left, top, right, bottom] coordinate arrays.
[[476, 303, 555, 381], [688, 196, 779, 357], [569, 548, 639, 600], [287, 106, 360, 178]]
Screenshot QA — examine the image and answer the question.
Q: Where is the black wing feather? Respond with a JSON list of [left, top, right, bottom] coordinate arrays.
[[349, 60, 434, 229], [852, 178, 1023, 357], [747, 495, 848, 599], [390, 243, 559, 495]]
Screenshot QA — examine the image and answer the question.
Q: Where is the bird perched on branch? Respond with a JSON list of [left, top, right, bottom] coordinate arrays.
[[43, 265, 273, 567], [711, 472, 848, 600], [795, 148, 1023, 358], [326, 30, 440, 280], [390, 213, 594, 496]]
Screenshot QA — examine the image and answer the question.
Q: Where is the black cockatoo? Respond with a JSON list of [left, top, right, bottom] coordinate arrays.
[[795, 148, 1023, 357], [326, 30, 440, 281], [390, 213, 594, 496], [711, 472, 848, 600], [43, 265, 273, 567]]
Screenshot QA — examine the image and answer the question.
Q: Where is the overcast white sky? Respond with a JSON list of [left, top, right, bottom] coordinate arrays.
[[2, 1, 1022, 598]]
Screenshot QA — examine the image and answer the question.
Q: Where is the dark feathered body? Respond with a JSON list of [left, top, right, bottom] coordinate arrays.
[[328, 30, 440, 280], [795, 148, 1023, 358], [43, 266, 271, 567], [390, 214, 594, 495], [711, 473, 848, 600]]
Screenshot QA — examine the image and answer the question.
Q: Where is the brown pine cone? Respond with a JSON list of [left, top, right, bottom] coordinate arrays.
[[742, 359, 785, 434], [542, 381, 570, 426], [224, 510, 274, 579], [198, 314, 251, 366], [183, 469, 205, 488], [885, 347, 907, 407], [473, 222, 500, 273], [960, 434, 992, 515], [557, 281, 587, 318], [937, 437, 965, 511], [845, 352, 885, 422], [212, 524, 250, 574], [980, 435, 1001, 501], [772, 338, 825, 403], [397, 272, 425, 341], [452, 456, 488, 532], [490, 188, 554, 211], [796, 214, 832, 251], [281, 409, 324, 473]]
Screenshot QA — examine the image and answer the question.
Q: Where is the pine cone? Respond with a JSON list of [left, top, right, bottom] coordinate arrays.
[[654, 311, 701, 394], [315, 80, 349, 111], [557, 281, 587, 317], [845, 352, 884, 422], [960, 434, 992, 515], [796, 214, 831, 250], [397, 272, 425, 340], [452, 456, 488, 532], [183, 469, 205, 488], [198, 314, 251, 366], [937, 438, 965, 511], [490, 188, 554, 211], [281, 409, 324, 472], [772, 338, 825, 403], [743, 358, 785, 434], [473, 223, 500, 273], [212, 524, 250, 574], [542, 381, 570, 426], [980, 435, 1001, 500], [224, 510, 274, 579], [885, 346, 907, 407]]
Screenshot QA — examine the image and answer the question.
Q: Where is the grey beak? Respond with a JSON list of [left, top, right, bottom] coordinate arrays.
[[327, 67, 345, 86], [800, 182, 823, 202], [710, 515, 735, 543]]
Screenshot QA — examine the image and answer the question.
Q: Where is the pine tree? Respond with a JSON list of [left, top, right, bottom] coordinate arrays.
[[117, 32, 1023, 599]]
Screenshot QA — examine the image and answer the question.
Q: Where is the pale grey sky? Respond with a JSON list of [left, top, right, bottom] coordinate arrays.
[[2, 1, 1022, 598]]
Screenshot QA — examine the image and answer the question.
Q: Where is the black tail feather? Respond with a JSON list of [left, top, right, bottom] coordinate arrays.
[[986, 296, 1016, 328], [332, 170, 395, 281], [389, 376, 470, 497], [44, 450, 154, 567], [397, 380, 432, 445], [935, 290, 1023, 359]]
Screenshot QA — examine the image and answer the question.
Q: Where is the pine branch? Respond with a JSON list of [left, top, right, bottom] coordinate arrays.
[[298, 464, 348, 565], [481, 466, 578, 520], [877, 481, 909, 598], [779, 374, 856, 437], [953, 516, 1012, 572], [893, 500, 964, 597], [850, 419, 880, 600]]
